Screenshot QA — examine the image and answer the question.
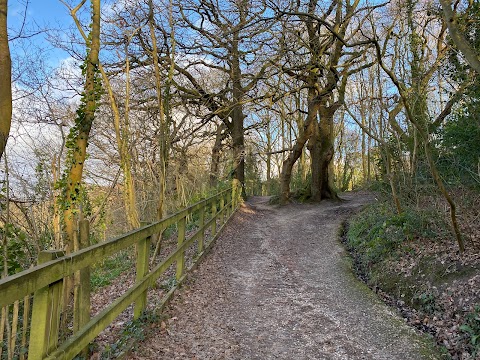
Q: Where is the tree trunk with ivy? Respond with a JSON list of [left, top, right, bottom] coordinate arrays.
[[61, 0, 101, 253], [0, 0, 12, 162]]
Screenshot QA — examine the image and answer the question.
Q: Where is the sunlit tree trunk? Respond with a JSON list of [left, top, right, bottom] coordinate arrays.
[[99, 61, 139, 229], [63, 0, 101, 251], [0, 0, 12, 161], [66, 0, 139, 231], [121, 43, 139, 229]]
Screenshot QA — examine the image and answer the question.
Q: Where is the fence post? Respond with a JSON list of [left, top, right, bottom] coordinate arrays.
[[73, 219, 91, 356], [232, 179, 240, 211], [198, 203, 205, 255], [211, 200, 217, 236], [223, 192, 229, 219], [220, 195, 225, 226], [29, 250, 65, 360], [176, 216, 186, 281], [134, 223, 151, 319]]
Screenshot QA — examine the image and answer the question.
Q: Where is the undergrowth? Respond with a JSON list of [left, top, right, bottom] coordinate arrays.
[[99, 311, 162, 359], [345, 200, 448, 273], [460, 306, 480, 358], [344, 189, 480, 359], [91, 250, 133, 290]]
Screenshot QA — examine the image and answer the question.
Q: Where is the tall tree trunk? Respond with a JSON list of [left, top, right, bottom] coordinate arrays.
[[63, 0, 101, 251], [99, 62, 139, 229], [148, 0, 168, 221], [232, 108, 245, 196], [0, 0, 11, 162], [209, 122, 226, 187], [279, 89, 318, 204], [231, 32, 246, 198], [67, 0, 138, 231], [266, 121, 272, 195], [52, 155, 62, 248], [386, 151, 403, 215], [294, 94, 308, 182], [361, 107, 367, 181], [120, 44, 139, 229], [367, 115, 372, 182], [310, 105, 338, 201]]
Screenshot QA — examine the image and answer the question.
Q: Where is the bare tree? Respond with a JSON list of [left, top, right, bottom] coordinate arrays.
[[440, 0, 480, 73], [369, 4, 467, 252], [276, 0, 375, 203], [60, 0, 101, 252]]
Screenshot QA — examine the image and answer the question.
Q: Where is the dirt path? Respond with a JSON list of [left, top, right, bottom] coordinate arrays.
[[130, 192, 440, 360]]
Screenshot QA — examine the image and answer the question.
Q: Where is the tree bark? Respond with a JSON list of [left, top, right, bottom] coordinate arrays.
[[63, 0, 101, 251], [266, 121, 272, 195], [99, 62, 139, 230], [309, 105, 338, 201], [0, 0, 11, 161], [231, 31, 246, 199], [148, 0, 168, 221], [279, 89, 318, 204], [439, 0, 480, 74], [209, 122, 227, 187]]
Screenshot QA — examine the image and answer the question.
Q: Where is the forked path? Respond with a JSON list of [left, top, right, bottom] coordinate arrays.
[[130, 192, 440, 360]]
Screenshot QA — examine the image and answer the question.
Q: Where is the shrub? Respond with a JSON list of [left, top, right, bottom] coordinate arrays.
[[460, 306, 480, 357]]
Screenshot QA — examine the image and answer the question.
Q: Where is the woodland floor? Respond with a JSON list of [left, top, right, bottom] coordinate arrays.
[[126, 192, 440, 360]]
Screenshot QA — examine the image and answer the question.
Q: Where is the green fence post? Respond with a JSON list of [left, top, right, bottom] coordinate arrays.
[[73, 219, 91, 357], [176, 216, 186, 281], [29, 250, 65, 360], [134, 223, 151, 319], [232, 179, 240, 211], [198, 203, 205, 254], [223, 192, 229, 219], [220, 195, 225, 225], [211, 200, 217, 236], [74, 220, 91, 329]]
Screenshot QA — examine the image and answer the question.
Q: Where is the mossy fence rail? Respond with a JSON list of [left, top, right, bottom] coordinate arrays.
[[0, 185, 241, 360]]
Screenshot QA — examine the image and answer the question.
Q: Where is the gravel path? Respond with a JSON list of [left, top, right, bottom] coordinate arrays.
[[130, 192, 440, 360]]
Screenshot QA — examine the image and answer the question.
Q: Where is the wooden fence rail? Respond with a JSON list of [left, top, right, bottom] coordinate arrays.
[[0, 183, 242, 360]]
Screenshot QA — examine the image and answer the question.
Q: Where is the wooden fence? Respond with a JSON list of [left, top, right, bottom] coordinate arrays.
[[0, 183, 242, 360]]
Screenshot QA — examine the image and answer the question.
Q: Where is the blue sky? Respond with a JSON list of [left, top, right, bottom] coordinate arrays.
[[8, 0, 82, 68]]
